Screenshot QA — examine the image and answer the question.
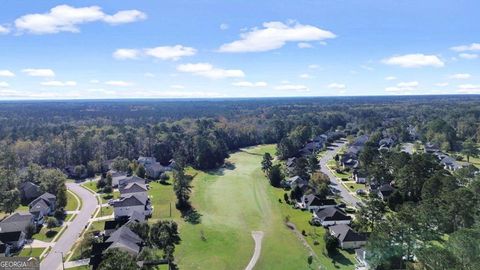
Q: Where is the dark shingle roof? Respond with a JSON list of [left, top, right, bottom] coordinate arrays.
[[329, 224, 366, 243], [119, 182, 147, 195], [19, 182, 42, 199], [315, 207, 351, 222], [0, 212, 33, 233], [113, 193, 148, 207], [105, 225, 143, 255], [118, 176, 145, 188]]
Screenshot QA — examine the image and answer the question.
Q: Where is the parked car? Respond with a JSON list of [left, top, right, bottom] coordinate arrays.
[[356, 189, 366, 195], [337, 203, 346, 208]]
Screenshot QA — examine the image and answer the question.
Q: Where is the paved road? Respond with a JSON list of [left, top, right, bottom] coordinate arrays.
[[40, 183, 98, 270], [245, 231, 264, 270], [319, 141, 361, 207]]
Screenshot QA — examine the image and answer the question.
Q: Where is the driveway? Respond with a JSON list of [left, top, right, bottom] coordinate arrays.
[[40, 183, 98, 270], [319, 141, 361, 207]]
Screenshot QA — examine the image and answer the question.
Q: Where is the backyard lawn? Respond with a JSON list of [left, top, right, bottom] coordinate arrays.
[[174, 145, 327, 270]]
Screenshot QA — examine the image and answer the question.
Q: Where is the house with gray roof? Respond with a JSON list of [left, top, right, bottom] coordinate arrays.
[[296, 194, 336, 211], [118, 176, 145, 188], [312, 207, 351, 226], [329, 224, 366, 249], [0, 212, 34, 250], [119, 182, 148, 196], [284, 176, 308, 190], [108, 170, 128, 188], [28, 192, 56, 225], [113, 193, 152, 219], [19, 182, 42, 202]]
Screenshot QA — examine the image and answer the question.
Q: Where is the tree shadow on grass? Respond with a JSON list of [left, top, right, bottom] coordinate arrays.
[[205, 162, 236, 177], [328, 249, 355, 267], [238, 149, 264, 156]]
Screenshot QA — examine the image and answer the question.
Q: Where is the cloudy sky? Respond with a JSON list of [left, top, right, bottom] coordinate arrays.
[[0, 0, 479, 99]]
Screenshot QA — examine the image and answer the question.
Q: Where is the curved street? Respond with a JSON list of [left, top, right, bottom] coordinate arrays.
[[40, 182, 98, 270], [319, 141, 361, 207]]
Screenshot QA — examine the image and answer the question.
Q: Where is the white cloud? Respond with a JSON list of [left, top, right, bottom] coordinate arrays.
[[385, 76, 397, 81], [298, 42, 313, 49], [0, 82, 9, 88], [105, 80, 133, 87], [0, 25, 10, 34], [113, 49, 141, 60], [177, 63, 245, 79], [22, 68, 55, 77], [114, 45, 196, 61], [435, 82, 449, 87], [14, 5, 146, 34], [382, 54, 444, 68], [103, 10, 146, 25], [41, 80, 77, 87], [385, 81, 419, 93], [458, 53, 478, 59], [327, 83, 346, 90], [89, 79, 100, 84], [450, 43, 480, 52], [232, 81, 268, 87], [144, 45, 197, 61], [299, 73, 312, 79], [308, 64, 319, 69], [218, 21, 335, 53], [0, 70, 15, 77], [275, 84, 310, 92], [450, 73, 471, 79], [457, 84, 480, 93], [220, 23, 229, 30]]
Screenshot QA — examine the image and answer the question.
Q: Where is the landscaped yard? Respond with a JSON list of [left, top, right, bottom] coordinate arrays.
[[100, 191, 120, 204], [149, 180, 181, 221], [82, 180, 100, 193], [172, 144, 344, 270], [17, 247, 45, 257], [32, 226, 61, 242], [88, 220, 107, 233], [98, 205, 114, 217], [345, 182, 367, 193]]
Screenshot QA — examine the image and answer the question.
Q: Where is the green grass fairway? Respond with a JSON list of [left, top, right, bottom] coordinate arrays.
[[175, 145, 319, 269]]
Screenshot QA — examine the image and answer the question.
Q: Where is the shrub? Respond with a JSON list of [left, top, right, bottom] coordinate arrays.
[[46, 217, 59, 228], [103, 185, 113, 193]]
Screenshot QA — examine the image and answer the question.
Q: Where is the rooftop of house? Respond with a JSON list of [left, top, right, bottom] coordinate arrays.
[[314, 207, 351, 221], [29, 192, 56, 208], [105, 225, 143, 255], [0, 212, 33, 233], [118, 176, 146, 188], [29, 199, 50, 215], [119, 182, 148, 195], [0, 231, 23, 243], [19, 182, 42, 198], [113, 193, 149, 208], [329, 224, 366, 243]]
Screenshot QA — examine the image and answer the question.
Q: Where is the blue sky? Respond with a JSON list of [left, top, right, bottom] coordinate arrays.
[[0, 0, 479, 99]]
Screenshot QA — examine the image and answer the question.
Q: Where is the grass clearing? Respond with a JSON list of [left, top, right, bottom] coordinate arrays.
[[100, 191, 120, 204], [174, 144, 326, 269], [98, 206, 114, 217], [32, 226, 61, 242], [17, 247, 45, 257], [66, 190, 80, 211]]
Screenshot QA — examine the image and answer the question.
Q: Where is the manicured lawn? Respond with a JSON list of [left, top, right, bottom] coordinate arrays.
[[88, 220, 107, 233], [32, 226, 61, 242], [0, 204, 30, 220], [98, 206, 113, 217], [66, 190, 80, 211], [100, 191, 120, 204], [68, 266, 90, 270], [17, 247, 45, 257], [149, 180, 181, 221], [272, 188, 356, 270], [82, 181, 99, 193], [174, 144, 325, 270], [345, 182, 366, 193]]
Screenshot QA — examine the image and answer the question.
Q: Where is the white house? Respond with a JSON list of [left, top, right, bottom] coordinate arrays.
[[312, 207, 351, 226], [113, 193, 152, 219]]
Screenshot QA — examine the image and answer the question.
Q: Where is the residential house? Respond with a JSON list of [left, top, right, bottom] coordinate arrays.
[[352, 135, 369, 147], [377, 184, 395, 200], [312, 207, 351, 226], [112, 193, 152, 219], [424, 142, 440, 154], [284, 176, 308, 190], [439, 156, 464, 171], [286, 157, 297, 174], [90, 225, 144, 269], [28, 193, 56, 225], [353, 170, 367, 184], [328, 224, 367, 249], [138, 156, 167, 179], [108, 170, 128, 188], [119, 182, 148, 196], [296, 194, 337, 211], [0, 212, 34, 250], [118, 176, 145, 189], [19, 182, 42, 202]]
